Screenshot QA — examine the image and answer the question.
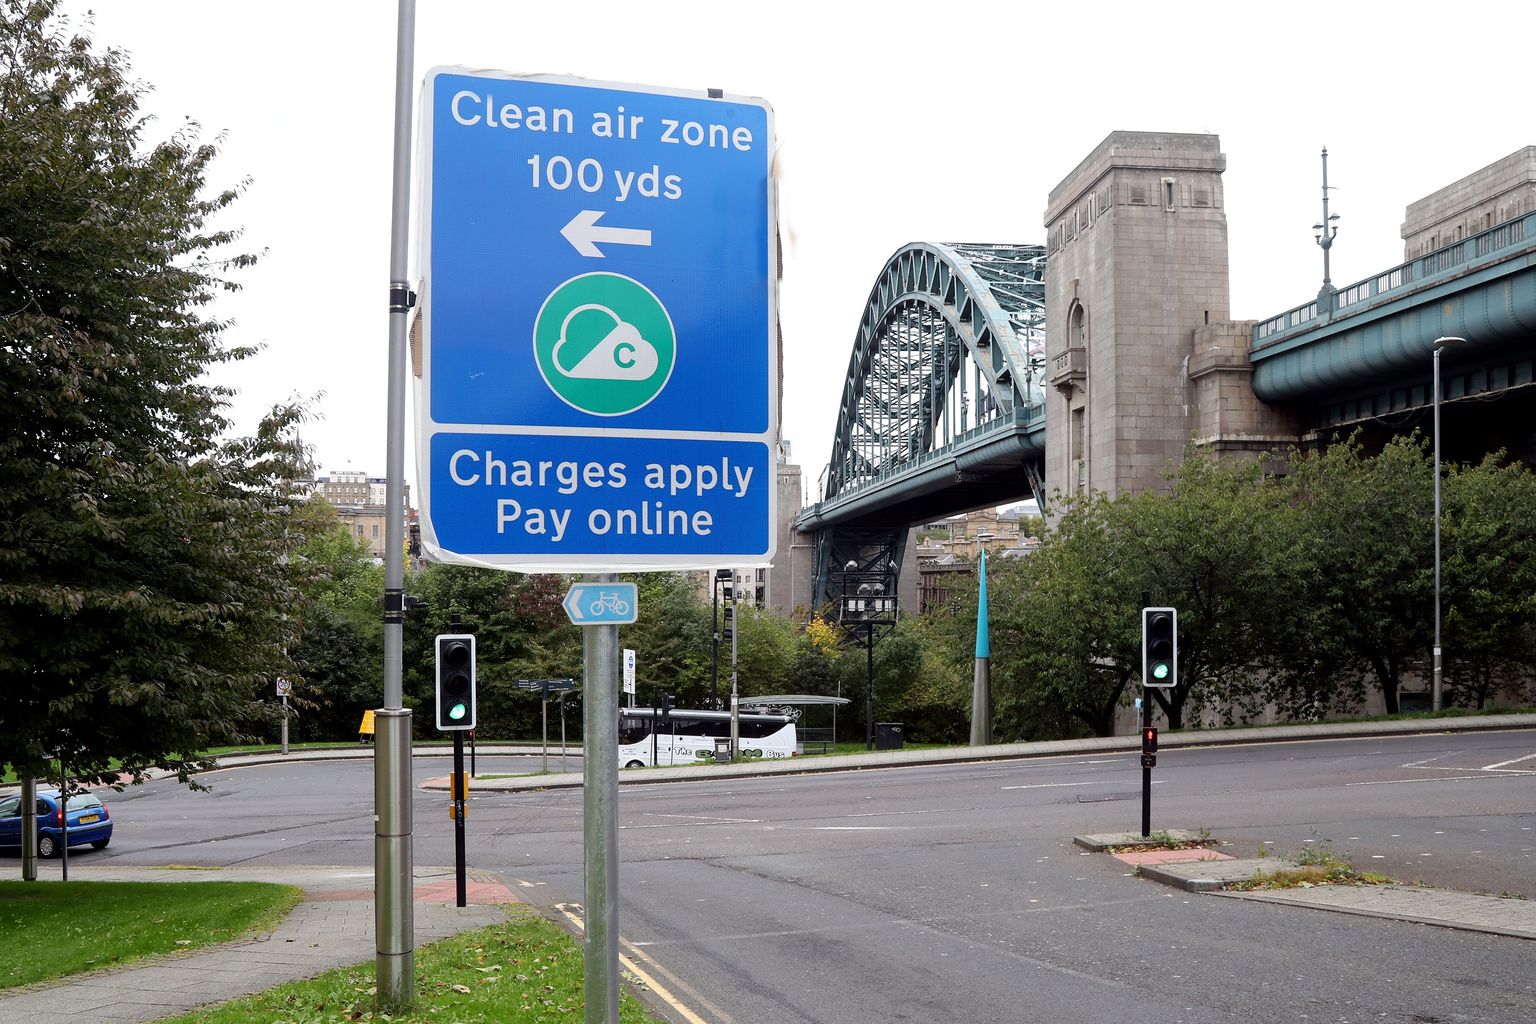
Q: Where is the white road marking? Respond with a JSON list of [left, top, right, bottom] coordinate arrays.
[[555, 903, 722, 1024], [807, 825, 898, 831], [1002, 780, 1165, 791], [621, 817, 762, 830], [1399, 752, 1459, 768], [1481, 751, 1536, 771], [1346, 775, 1514, 786]]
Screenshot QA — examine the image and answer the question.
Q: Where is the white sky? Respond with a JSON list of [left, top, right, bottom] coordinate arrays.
[[59, 1, 1530, 505]]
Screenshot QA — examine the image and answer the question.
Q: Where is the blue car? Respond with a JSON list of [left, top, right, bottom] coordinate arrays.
[[0, 789, 113, 857]]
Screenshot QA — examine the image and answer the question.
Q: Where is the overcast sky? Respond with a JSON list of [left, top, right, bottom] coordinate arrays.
[[59, 0, 1531, 504]]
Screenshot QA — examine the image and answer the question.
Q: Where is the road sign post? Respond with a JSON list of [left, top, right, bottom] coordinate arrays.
[[581, 573, 621, 1024], [622, 648, 636, 708]]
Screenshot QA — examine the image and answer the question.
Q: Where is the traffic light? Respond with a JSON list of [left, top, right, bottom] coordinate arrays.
[[435, 634, 476, 731], [1142, 607, 1177, 688], [1142, 727, 1158, 754]]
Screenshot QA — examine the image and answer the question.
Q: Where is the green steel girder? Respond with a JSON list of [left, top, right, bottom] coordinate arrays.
[[808, 242, 1047, 610], [824, 242, 1047, 501]]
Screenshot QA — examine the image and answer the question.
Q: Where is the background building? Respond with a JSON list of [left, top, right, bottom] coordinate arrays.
[[293, 470, 414, 561]]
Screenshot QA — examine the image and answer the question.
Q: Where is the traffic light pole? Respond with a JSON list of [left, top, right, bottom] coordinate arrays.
[[1140, 695, 1153, 838], [453, 731, 467, 908], [1140, 590, 1153, 838]]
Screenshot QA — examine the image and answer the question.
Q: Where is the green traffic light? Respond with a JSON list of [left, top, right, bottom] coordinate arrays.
[[1152, 663, 1170, 680], [449, 703, 467, 721]]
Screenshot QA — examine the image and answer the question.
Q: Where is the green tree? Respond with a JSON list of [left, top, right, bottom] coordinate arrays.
[[732, 606, 797, 699], [403, 565, 578, 739], [990, 493, 1141, 738], [0, 1, 304, 786], [873, 615, 969, 743], [1282, 436, 1433, 714], [283, 497, 384, 741], [1124, 452, 1295, 728], [1440, 454, 1536, 707], [621, 572, 708, 705]]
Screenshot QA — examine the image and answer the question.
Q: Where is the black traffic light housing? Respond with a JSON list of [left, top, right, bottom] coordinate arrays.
[[435, 634, 476, 731], [1141, 607, 1177, 688], [1142, 727, 1158, 754]]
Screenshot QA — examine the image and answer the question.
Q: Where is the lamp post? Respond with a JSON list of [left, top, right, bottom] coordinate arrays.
[[1432, 336, 1467, 714], [711, 569, 732, 709], [838, 562, 896, 751], [1313, 147, 1340, 312]]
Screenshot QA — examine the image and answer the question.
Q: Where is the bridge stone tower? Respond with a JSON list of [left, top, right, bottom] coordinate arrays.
[[1043, 132, 1233, 498]]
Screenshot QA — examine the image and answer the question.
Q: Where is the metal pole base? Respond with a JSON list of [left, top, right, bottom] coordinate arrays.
[[970, 658, 992, 746], [375, 952, 415, 1010], [374, 708, 414, 1009]]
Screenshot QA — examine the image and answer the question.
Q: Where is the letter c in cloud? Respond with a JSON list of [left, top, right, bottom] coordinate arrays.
[[552, 304, 660, 382]]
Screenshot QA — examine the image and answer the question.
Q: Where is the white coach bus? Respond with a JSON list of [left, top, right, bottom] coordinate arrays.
[[617, 707, 796, 768]]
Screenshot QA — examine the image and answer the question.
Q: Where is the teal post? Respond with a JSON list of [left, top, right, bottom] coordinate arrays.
[[970, 551, 992, 745]]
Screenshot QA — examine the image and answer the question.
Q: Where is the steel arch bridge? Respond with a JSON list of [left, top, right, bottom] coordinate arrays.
[[795, 242, 1049, 610]]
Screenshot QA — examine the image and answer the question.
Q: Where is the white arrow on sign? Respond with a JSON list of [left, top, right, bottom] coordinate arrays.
[[562, 589, 586, 621], [561, 209, 652, 258]]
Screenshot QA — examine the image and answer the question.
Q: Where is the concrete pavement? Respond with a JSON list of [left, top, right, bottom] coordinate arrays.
[[0, 865, 514, 1024]]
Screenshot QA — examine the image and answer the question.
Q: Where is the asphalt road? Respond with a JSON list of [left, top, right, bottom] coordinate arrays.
[[36, 730, 1536, 1023]]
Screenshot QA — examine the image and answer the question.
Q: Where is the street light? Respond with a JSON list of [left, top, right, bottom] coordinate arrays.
[[1432, 335, 1468, 714], [711, 569, 732, 709]]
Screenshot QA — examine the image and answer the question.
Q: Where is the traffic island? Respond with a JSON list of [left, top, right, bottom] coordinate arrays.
[[1071, 829, 1209, 852]]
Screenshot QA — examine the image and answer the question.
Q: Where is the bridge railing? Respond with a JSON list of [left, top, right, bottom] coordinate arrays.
[[1252, 211, 1534, 349], [813, 402, 1045, 507]]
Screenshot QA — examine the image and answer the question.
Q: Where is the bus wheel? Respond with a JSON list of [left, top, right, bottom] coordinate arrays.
[[624, 760, 644, 770]]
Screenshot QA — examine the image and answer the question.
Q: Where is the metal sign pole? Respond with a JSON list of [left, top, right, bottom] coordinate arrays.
[[281, 693, 289, 755], [730, 573, 740, 757], [542, 688, 549, 774], [20, 777, 37, 881], [583, 573, 620, 1024], [59, 754, 68, 882], [376, 0, 417, 1008]]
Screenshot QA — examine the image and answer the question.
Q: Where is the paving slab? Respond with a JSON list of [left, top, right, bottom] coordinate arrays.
[[1218, 884, 1536, 940], [1111, 847, 1234, 866], [1072, 829, 1207, 852], [1135, 856, 1294, 892]]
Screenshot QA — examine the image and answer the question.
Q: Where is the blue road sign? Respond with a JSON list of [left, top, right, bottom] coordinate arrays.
[[564, 582, 639, 626], [416, 69, 777, 571]]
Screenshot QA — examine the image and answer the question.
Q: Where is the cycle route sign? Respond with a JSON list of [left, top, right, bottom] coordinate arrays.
[[414, 68, 778, 571]]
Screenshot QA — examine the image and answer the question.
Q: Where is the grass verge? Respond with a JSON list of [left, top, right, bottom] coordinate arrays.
[[152, 906, 660, 1024], [1227, 862, 1392, 890], [0, 880, 301, 989]]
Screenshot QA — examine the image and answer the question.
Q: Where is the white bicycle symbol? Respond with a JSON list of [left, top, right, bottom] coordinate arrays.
[[589, 592, 631, 617]]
